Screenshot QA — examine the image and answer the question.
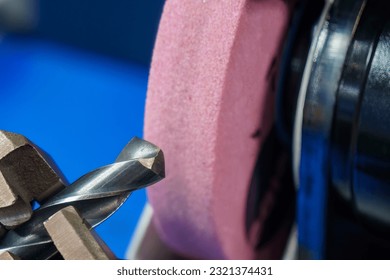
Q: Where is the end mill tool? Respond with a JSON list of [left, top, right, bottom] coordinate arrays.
[[0, 137, 165, 259]]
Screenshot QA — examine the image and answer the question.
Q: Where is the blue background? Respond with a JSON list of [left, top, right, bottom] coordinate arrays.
[[0, 0, 165, 259]]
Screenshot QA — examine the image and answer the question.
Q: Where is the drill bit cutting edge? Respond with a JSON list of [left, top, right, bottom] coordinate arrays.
[[0, 136, 165, 260]]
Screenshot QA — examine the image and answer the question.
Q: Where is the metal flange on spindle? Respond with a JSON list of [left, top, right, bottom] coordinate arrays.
[[279, 0, 390, 259]]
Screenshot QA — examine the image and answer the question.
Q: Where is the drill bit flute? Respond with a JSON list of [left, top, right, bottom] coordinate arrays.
[[0, 137, 165, 259]]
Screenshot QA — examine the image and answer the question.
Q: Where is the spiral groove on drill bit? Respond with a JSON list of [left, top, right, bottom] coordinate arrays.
[[0, 137, 165, 259]]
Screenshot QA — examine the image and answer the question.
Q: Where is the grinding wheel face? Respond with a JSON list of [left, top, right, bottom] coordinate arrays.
[[145, 0, 292, 260]]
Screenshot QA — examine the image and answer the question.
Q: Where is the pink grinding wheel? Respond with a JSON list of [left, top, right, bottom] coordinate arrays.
[[145, 0, 292, 259]]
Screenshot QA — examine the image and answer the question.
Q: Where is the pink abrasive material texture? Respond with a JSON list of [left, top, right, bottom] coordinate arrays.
[[144, 0, 291, 259]]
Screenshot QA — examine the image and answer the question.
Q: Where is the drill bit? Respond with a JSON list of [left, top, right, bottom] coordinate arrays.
[[0, 137, 165, 259]]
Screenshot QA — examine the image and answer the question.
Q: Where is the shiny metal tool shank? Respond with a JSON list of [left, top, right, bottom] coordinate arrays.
[[0, 137, 165, 259]]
